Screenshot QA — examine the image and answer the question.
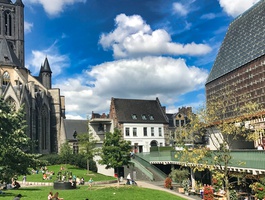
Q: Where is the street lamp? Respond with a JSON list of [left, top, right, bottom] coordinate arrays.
[[73, 130, 78, 154]]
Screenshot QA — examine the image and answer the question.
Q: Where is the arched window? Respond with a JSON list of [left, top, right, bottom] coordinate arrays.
[[4, 10, 12, 36], [6, 96, 16, 111], [41, 105, 48, 150], [3, 71, 10, 85]]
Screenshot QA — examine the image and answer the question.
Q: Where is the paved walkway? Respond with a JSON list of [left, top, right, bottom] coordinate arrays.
[[135, 181, 201, 200], [18, 180, 201, 200]]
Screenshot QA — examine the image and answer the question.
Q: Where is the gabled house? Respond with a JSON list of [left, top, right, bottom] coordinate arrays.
[[109, 97, 169, 153]]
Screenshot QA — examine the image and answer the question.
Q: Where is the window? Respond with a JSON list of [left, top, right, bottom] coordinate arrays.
[[159, 127, 162, 136], [133, 128, 137, 136], [143, 127, 147, 136], [151, 127, 154, 136], [132, 114, 137, 120], [142, 114, 147, 120], [4, 10, 12, 36], [125, 127, 130, 136], [149, 115, 154, 120], [3, 71, 10, 85]]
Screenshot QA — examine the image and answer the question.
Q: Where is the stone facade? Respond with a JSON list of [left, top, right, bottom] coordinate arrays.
[[0, 0, 65, 153]]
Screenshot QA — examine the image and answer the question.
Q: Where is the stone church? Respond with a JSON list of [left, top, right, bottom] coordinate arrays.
[[0, 0, 66, 154]]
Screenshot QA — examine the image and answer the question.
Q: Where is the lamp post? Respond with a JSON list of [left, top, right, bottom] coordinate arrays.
[[73, 130, 78, 154]]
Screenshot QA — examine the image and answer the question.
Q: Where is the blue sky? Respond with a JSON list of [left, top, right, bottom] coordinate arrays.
[[22, 0, 260, 119]]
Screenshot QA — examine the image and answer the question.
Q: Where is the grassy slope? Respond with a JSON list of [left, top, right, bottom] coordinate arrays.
[[18, 165, 116, 183]]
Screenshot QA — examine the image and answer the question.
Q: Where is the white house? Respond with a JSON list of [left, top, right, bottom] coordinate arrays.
[[109, 97, 168, 153]]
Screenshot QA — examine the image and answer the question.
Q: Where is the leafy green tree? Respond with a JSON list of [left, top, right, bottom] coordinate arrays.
[[77, 130, 99, 173], [0, 98, 40, 183], [99, 129, 132, 182], [59, 142, 72, 166]]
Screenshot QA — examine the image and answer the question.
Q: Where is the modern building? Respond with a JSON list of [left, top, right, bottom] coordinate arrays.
[[109, 97, 168, 153], [0, 0, 65, 153], [205, 0, 265, 147]]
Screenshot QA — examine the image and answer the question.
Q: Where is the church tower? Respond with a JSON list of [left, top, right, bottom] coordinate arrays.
[[0, 0, 25, 67]]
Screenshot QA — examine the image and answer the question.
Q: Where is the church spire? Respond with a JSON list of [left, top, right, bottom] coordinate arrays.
[[40, 57, 52, 89], [15, 0, 24, 7]]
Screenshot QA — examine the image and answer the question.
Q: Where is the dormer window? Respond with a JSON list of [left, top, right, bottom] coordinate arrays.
[[149, 115, 154, 120], [3, 71, 10, 85], [132, 114, 137, 120], [142, 114, 147, 120]]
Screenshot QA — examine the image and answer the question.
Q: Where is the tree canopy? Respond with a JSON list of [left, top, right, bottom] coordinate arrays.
[[0, 98, 40, 183], [99, 129, 131, 170]]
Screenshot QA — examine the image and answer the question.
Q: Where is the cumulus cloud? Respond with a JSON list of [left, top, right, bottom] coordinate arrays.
[[24, 21, 33, 33], [26, 41, 70, 76], [99, 14, 211, 59], [54, 56, 208, 118], [24, 0, 86, 16], [219, 0, 260, 17]]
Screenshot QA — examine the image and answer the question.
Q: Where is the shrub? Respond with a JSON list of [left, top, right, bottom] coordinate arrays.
[[39, 154, 61, 165], [164, 176, 172, 189], [203, 185, 214, 200]]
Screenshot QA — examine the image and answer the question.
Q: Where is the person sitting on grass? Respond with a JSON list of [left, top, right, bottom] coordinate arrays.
[[53, 192, 64, 200], [48, 191, 53, 200]]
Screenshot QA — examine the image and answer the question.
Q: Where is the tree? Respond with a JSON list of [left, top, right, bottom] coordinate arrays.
[[176, 88, 263, 200], [0, 98, 40, 183], [77, 129, 99, 174], [59, 142, 72, 166], [99, 129, 132, 182]]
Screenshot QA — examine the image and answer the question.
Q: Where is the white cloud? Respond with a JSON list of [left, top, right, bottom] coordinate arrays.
[[54, 56, 208, 118], [172, 2, 188, 16], [25, 41, 70, 76], [24, 0, 86, 16], [201, 13, 216, 20], [24, 21, 33, 34], [219, 0, 260, 17], [99, 14, 211, 58]]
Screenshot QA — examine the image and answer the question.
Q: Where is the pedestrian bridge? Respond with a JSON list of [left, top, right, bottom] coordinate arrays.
[[136, 150, 265, 175]]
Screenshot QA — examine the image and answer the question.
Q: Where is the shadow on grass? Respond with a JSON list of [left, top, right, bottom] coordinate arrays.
[[15, 188, 42, 191]]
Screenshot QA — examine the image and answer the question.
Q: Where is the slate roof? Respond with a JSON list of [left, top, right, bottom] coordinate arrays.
[[0, 0, 12, 3], [40, 57, 52, 73], [64, 119, 88, 140], [112, 98, 168, 124], [0, 38, 22, 67], [206, 0, 265, 84]]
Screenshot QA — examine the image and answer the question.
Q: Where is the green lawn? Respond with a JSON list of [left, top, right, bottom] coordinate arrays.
[[1, 185, 187, 200], [18, 165, 116, 183]]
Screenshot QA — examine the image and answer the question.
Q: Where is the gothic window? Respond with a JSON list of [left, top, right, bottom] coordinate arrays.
[[41, 106, 48, 150], [3, 71, 10, 85], [4, 10, 12, 36], [6, 96, 15, 111]]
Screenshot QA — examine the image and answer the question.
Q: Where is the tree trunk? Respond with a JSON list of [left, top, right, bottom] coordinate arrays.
[[224, 176, 230, 200], [87, 159, 90, 174]]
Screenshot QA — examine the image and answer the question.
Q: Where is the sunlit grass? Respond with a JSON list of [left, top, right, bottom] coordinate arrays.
[[2, 185, 186, 200], [18, 164, 116, 183]]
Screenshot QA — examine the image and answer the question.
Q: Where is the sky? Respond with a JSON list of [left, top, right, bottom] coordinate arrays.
[[21, 0, 260, 119]]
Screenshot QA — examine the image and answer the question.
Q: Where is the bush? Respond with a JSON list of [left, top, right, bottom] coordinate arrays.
[[39, 153, 97, 173], [39, 154, 61, 165], [164, 176, 172, 189]]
